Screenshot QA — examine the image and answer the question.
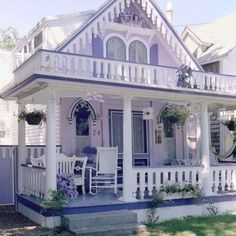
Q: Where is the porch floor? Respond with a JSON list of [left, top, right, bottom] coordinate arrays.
[[20, 189, 124, 208]]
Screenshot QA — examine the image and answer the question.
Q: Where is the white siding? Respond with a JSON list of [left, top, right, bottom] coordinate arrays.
[[25, 104, 60, 145]]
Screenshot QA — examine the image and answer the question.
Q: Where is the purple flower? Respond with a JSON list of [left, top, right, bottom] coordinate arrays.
[[57, 174, 78, 198]]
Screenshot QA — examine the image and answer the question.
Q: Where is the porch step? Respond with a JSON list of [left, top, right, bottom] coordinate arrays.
[[62, 210, 138, 236]]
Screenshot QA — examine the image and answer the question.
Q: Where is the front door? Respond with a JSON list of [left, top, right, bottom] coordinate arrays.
[[164, 121, 176, 164]]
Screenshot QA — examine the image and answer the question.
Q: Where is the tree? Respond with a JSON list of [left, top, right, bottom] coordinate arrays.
[[0, 27, 19, 50]]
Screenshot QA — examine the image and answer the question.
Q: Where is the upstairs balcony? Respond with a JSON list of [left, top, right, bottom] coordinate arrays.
[[12, 49, 236, 99]]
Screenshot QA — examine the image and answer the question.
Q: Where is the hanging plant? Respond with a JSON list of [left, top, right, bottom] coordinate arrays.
[[18, 109, 46, 125], [162, 105, 190, 125]]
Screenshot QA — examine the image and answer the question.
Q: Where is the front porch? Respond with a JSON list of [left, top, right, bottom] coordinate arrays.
[[2, 50, 236, 226]]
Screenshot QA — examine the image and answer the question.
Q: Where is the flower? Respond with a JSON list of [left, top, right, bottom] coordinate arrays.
[[81, 146, 97, 155], [57, 174, 78, 198]]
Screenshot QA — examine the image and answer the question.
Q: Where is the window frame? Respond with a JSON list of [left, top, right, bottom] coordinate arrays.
[[106, 36, 126, 61], [129, 40, 148, 64], [109, 109, 149, 155]]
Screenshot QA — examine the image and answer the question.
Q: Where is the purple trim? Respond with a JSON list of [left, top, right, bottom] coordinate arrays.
[[17, 194, 236, 217], [92, 34, 103, 58], [26, 145, 62, 148], [150, 44, 158, 66], [21, 164, 46, 170]]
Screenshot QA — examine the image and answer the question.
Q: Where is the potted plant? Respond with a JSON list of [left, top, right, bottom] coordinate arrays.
[[81, 145, 97, 163], [162, 105, 190, 125], [18, 109, 46, 125], [162, 183, 182, 200]]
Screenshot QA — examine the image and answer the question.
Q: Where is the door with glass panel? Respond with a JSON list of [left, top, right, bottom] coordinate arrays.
[[110, 110, 149, 166]]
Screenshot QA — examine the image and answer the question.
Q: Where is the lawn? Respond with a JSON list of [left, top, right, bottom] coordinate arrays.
[[146, 214, 236, 236]]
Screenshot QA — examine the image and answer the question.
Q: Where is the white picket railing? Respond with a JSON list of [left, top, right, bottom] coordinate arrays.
[[13, 49, 236, 96], [132, 166, 202, 200], [22, 165, 46, 198], [210, 166, 236, 194], [21, 152, 81, 199]]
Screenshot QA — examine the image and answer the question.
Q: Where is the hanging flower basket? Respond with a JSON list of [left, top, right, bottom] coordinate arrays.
[[162, 105, 190, 125], [18, 109, 46, 126]]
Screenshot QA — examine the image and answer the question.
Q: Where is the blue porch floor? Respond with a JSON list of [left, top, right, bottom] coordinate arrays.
[[20, 189, 123, 207]]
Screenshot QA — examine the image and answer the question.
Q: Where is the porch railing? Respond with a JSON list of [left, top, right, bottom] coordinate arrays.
[[13, 49, 236, 96], [22, 165, 46, 198], [210, 166, 236, 194], [132, 166, 202, 200]]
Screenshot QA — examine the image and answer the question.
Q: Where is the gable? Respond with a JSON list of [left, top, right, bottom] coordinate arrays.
[[57, 0, 202, 70]]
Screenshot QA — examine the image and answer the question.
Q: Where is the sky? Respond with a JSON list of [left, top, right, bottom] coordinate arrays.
[[1, 0, 236, 36]]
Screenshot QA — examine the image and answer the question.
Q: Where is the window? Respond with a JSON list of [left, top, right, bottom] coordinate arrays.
[[34, 32, 43, 49], [110, 110, 148, 154], [107, 37, 126, 60], [0, 122, 5, 138], [75, 106, 91, 136], [129, 40, 147, 64]]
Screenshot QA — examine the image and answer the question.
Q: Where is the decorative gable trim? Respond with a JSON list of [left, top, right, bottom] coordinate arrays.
[[57, 0, 202, 71]]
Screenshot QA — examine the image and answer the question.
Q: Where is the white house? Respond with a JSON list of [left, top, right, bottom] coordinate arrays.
[[1, 0, 236, 234], [181, 12, 236, 75]]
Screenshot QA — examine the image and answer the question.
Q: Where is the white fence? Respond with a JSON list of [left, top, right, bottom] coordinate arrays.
[[0, 146, 15, 205]]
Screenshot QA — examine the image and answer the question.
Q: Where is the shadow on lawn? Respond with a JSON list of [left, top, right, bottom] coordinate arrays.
[[147, 214, 236, 236]]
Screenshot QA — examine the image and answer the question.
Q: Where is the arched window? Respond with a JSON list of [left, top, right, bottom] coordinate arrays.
[[106, 37, 126, 60], [129, 40, 147, 64]]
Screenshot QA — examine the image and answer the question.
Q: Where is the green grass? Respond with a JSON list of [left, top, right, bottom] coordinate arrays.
[[146, 214, 236, 236]]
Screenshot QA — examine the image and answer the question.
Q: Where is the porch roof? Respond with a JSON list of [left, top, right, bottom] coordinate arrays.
[[2, 72, 236, 108]]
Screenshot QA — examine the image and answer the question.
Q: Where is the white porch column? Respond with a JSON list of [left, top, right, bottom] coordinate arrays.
[[18, 101, 25, 194], [122, 96, 135, 202], [200, 102, 212, 195], [45, 89, 57, 199]]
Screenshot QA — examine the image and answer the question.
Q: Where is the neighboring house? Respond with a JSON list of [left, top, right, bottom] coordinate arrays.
[[0, 50, 18, 145], [181, 12, 236, 75], [181, 12, 236, 156], [1, 0, 236, 232]]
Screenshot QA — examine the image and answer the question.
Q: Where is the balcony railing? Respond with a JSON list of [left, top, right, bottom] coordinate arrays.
[[14, 49, 236, 96]]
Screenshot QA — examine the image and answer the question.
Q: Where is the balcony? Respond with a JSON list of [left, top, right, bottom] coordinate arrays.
[[13, 49, 236, 98]]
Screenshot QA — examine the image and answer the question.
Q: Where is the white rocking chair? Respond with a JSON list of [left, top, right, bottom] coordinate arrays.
[[89, 147, 119, 195]]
